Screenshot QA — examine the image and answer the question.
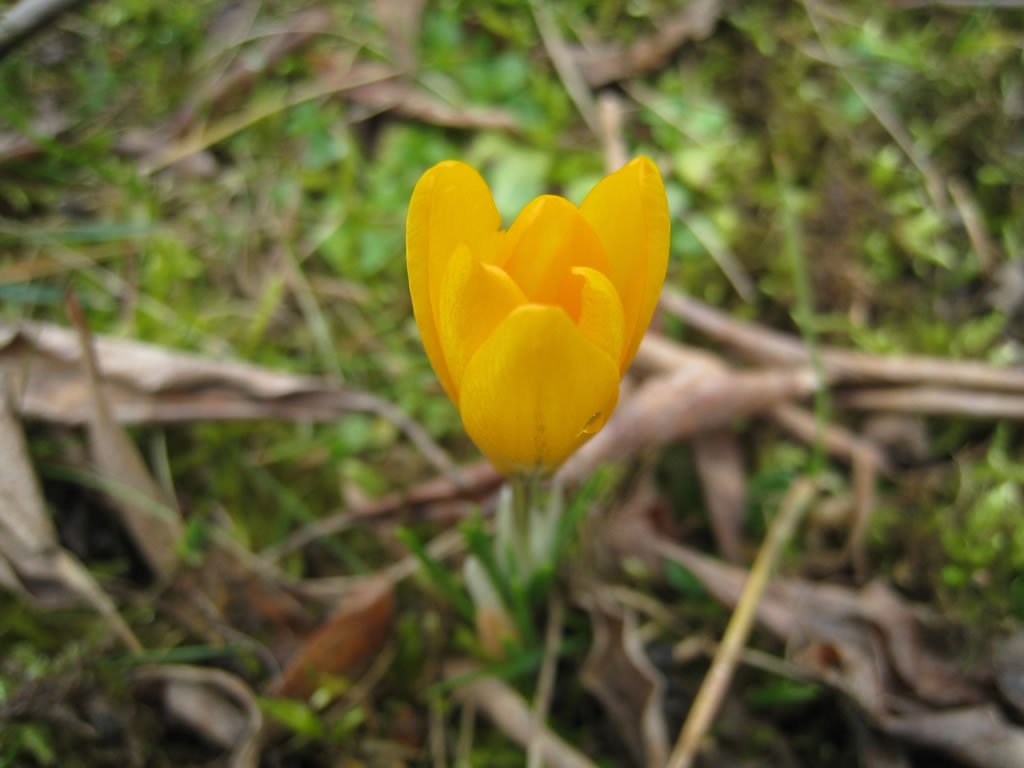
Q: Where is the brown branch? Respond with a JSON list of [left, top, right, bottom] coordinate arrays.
[[571, 0, 722, 87], [0, 0, 89, 59], [659, 289, 1024, 393], [834, 386, 1024, 419]]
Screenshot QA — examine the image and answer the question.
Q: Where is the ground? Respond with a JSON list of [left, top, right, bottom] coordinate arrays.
[[1, 1, 1023, 766]]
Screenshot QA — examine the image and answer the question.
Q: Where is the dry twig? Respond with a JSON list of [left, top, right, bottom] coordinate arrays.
[[835, 385, 1024, 419], [659, 288, 1024, 392], [664, 476, 818, 768], [528, 593, 566, 768], [530, 0, 599, 136], [571, 0, 722, 86], [0, 0, 88, 58], [446, 661, 598, 768]]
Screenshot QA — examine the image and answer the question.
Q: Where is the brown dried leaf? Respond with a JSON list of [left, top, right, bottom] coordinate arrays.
[[693, 429, 746, 562], [560, 364, 817, 483], [0, 381, 140, 648], [617, 509, 1011, 768], [163, 679, 248, 749], [67, 295, 183, 583], [0, 318, 456, 477], [882, 706, 1024, 768], [274, 575, 394, 699], [137, 664, 262, 768], [992, 631, 1024, 716], [445, 660, 599, 768], [579, 589, 669, 768]]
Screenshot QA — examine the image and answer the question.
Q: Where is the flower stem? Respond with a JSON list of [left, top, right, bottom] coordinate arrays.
[[510, 475, 533, 570]]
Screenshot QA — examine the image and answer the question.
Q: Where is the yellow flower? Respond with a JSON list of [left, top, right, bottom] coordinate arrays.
[[406, 157, 669, 474]]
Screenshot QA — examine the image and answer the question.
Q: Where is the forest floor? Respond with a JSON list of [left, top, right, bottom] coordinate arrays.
[[2, 1, 1024, 766]]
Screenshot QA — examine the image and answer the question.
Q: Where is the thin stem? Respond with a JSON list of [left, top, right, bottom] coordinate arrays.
[[511, 475, 533, 570]]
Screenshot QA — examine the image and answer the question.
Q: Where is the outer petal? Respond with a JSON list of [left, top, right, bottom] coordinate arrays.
[[458, 305, 620, 474], [438, 245, 527, 392], [558, 266, 625, 365], [407, 161, 501, 400], [579, 156, 669, 371], [498, 195, 609, 305]]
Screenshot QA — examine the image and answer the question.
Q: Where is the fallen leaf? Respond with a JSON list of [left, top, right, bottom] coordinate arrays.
[[560, 364, 817, 484], [445, 659, 599, 768], [615, 502, 1011, 768], [273, 575, 394, 699], [67, 294, 182, 583], [882, 706, 1024, 768], [0, 318, 457, 478], [0, 379, 140, 649], [993, 631, 1024, 716], [693, 429, 746, 563], [579, 588, 669, 768], [137, 664, 262, 768]]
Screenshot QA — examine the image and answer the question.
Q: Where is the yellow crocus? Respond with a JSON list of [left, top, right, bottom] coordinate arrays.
[[406, 157, 669, 475]]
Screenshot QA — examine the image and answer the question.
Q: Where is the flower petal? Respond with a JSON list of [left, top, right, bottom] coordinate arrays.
[[498, 195, 609, 305], [458, 305, 620, 474], [558, 266, 625, 365], [579, 156, 669, 370], [439, 244, 527, 392], [407, 160, 501, 400]]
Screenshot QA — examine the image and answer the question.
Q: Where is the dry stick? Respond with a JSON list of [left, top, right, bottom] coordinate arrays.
[[530, 0, 600, 137], [598, 91, 628, 173], [848, 450, 879, 581], [664, 476, 818, 768], [168, 7, 335, 137], [528, 592, 566, 768], [681, 213, 756, 302], [770, 402, 891, 473], [297, 523, 469, 600], [571, 0, 721, 87], [0, 0, 88, 58], [345, 389, 465, 486], [446, 661, 598, 768], [770, 403, 884, 579], [835, 386, 1024, 419], [455, 700, 477, 768], [659, 288, 1024, 393], [144, 64, 397, 173], [804, 0, 948, 214], [948, 177, 997, 274]]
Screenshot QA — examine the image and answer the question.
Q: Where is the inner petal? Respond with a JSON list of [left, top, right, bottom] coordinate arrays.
[[497, 195, 610, 306], [438, 244, 528, 393], [557, 266, 626, 366]]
